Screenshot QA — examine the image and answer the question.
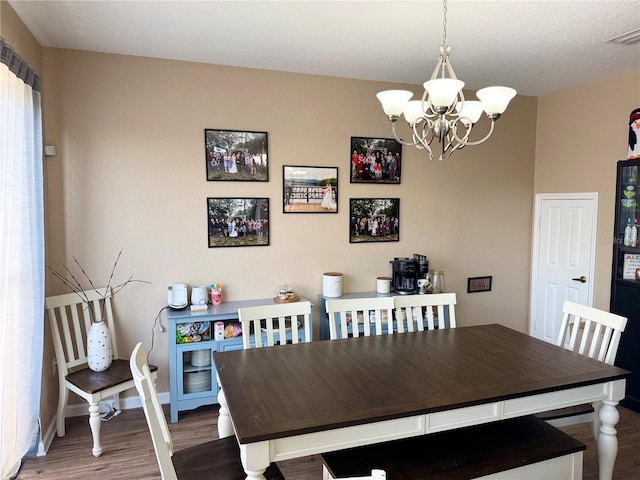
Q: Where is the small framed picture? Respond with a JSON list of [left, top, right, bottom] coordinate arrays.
[[467, 276, 492, 293], [349, 198, 400, 243], [283, 165, 338, 213], [207, 197, 269, 248], [350, 136, 402, 184], [205, 129, 268, 181]]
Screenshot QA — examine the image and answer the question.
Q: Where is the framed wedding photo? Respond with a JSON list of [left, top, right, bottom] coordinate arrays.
[[205, 129, 268, 181], [283, 165, 338, 213], [349, 198, 400, 243], [207, 197, 269, 248], [350, 136, 402, 184]]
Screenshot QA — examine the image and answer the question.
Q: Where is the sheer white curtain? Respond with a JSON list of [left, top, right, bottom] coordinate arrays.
[[0, 40, 44, 479]]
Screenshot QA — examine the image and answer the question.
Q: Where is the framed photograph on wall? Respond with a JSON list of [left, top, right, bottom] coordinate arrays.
[[350, 136, 402, 184], [207, 197, 269, 248], [349, 198, 400, 243], [205, 129, 268, 181], [283, 165, 338, 213]]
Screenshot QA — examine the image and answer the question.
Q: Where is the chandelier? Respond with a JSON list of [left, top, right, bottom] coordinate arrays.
[[376, 0, 516, 161]]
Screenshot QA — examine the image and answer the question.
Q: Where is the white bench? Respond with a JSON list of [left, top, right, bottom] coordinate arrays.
[[321, 415, 584, 480]]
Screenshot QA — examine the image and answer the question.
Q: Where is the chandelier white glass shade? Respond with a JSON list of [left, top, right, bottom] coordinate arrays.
[[376, 1, 516, 161]]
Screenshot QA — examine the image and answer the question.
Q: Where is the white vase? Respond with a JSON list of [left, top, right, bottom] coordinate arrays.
[[87, 319, 113, 372]]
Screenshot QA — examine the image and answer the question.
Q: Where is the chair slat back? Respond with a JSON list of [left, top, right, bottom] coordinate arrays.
[[325, 297, 395, 339], [556, 301, 627, 365], [238, 301, 312, 348], [45, 287, 118, 373], [130, 342, 177, 480], [393, 293, 457, 332]]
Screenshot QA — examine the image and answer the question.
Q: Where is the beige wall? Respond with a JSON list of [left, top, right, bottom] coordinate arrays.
[[534, 68, 640, 310], [6, 0, 540, 437], [40, 47, 537, 408]]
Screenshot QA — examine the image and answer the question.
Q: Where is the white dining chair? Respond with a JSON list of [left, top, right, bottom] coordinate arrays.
[[45, 287, 157, 457], [325, 296, 395, 339], [538, 300, 628, 438], [393, 292, 457, 331], [216, 301, 314, 439], [237, 300, 312, 348], [130, 342, 285, 480]]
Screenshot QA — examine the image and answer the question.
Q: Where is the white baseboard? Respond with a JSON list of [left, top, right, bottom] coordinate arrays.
[[39, 391, 171, 455]]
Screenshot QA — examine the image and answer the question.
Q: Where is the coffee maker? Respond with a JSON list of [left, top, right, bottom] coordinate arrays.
[[390, 254, 429, 294]]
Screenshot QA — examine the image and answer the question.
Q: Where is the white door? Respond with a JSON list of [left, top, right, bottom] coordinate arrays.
[[529, 193, 598, 343]]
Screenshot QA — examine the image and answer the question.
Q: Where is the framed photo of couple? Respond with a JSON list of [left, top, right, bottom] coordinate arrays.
[[283, 165, 338, 214]]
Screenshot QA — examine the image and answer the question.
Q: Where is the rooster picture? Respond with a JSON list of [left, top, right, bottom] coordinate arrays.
[[629, 108, 640, 159]]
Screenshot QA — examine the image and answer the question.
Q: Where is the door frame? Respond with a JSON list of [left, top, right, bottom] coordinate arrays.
[[529, 192, 598, 336]]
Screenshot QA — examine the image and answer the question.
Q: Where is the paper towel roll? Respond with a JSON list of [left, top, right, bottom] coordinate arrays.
[[323, 272, 343, 297]]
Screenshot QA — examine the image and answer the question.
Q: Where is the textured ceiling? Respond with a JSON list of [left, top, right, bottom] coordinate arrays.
[[8, 0, 640, 97]]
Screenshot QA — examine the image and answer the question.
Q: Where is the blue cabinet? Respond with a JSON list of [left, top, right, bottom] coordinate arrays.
[[167, 297, 312, 422]]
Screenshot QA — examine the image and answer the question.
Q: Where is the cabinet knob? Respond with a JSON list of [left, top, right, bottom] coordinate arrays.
[[571, 276, 587, 283]]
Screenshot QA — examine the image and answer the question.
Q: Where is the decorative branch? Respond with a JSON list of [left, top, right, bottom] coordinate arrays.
[[47, 249, 150, 322]]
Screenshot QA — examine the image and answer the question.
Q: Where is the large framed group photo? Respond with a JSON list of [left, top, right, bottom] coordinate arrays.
[[207, 197, 269, 248], [350, 137, 402, 184], [349, 198, 400, 243], [205, 129, 268, 181], [283, 165, 338, 213]]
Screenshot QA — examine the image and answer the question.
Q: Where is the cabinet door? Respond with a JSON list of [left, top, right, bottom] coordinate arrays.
[[613, 161, 640, 285], [219, 338, 248, 352], [177, 343, 215, 400]]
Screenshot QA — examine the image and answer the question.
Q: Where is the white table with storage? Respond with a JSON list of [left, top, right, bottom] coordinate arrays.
[[166, 297, 312, 422]]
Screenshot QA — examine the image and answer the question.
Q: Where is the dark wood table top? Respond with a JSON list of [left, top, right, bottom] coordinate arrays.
[[214, 324, 630, 444]]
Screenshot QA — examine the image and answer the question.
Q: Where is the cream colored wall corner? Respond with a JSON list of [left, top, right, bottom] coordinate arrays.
[[0, 0, 42, 74], [534, 68, 640, 310]]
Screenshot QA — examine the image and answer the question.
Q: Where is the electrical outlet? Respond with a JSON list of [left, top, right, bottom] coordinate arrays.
[[52, 357, 57, 375]]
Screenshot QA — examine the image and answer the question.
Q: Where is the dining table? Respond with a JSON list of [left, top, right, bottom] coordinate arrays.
[[213, 323, 630, 480]]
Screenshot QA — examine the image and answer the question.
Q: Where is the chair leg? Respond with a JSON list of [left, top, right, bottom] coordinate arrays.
[[56, 386, 69, 437], [88, 402, 102, 457]]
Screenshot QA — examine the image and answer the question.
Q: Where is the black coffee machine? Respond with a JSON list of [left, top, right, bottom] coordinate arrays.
[[391, 254, 429, 294]]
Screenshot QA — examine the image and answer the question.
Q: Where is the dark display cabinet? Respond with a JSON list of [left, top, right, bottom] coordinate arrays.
[[611, 158, 640, 412]]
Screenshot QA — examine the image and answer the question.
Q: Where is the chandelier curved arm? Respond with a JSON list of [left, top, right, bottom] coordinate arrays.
[[451, 118, 496, 147], [390, 121, 425, 148]]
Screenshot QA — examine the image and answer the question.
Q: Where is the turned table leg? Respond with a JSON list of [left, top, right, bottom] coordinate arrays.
[[597, 399, 620, 480], [217, 387, 234, 438]]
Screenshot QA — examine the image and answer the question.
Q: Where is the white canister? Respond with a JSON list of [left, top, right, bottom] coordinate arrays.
[[376, 276, 391, 294], [323, 272, 343, 297]]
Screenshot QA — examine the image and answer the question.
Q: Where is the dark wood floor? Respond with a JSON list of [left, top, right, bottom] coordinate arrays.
[[17, 404, 640, 479]]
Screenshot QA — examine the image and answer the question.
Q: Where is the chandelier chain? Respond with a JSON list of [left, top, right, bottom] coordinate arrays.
[[442, 0, 448, 48]]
